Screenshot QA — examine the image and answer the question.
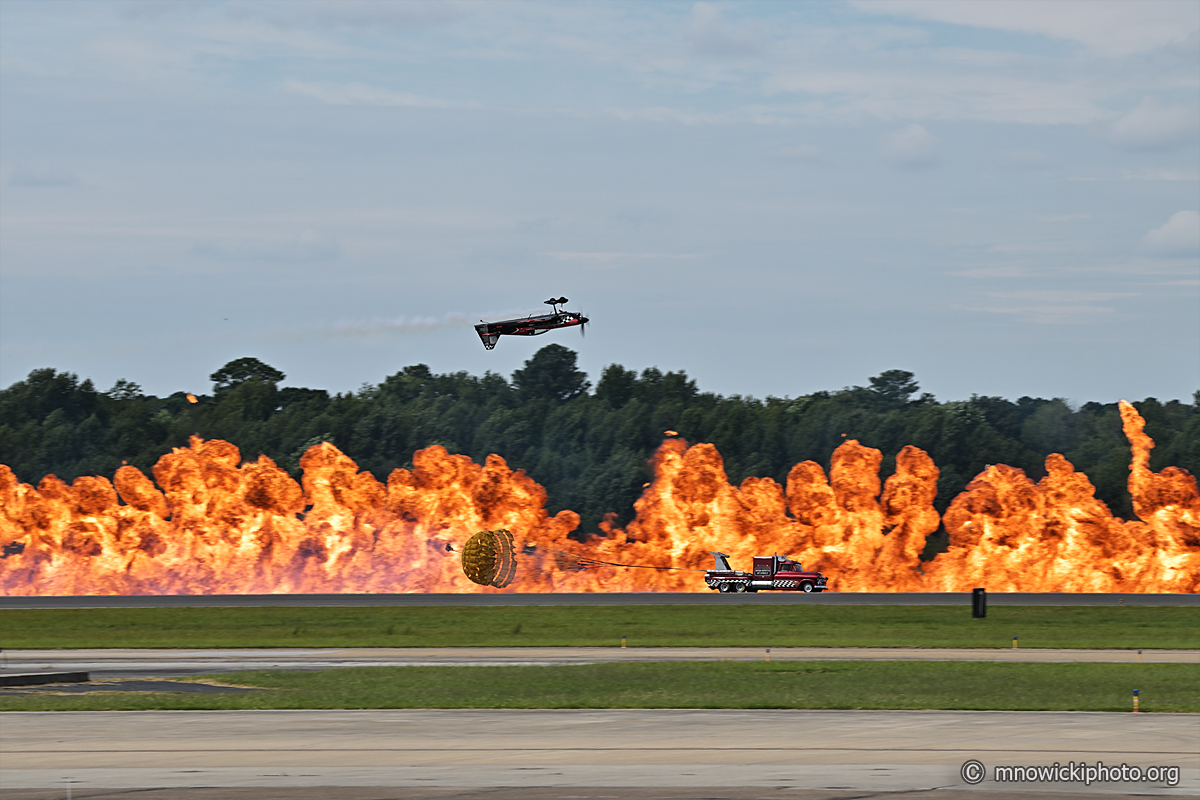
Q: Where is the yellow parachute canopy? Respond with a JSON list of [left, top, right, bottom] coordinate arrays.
[[461, 529, 517, 588]]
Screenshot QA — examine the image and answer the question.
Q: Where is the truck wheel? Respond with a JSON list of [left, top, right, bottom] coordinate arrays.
[[718, 582, 731, 593], [801, 581, 815, 593], [733, 583, 746, 593]]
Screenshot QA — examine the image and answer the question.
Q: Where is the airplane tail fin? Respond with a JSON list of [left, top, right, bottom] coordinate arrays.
[[475, 323, 500, 350]]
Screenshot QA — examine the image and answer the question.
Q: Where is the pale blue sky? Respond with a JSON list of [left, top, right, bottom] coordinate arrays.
[[2, 0, 1197, 403]]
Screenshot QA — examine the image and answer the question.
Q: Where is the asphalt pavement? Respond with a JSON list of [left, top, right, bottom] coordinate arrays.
[[0, 791, 1169, 800], [3, 646, 1196, 679], [3, 709, 1196, 797]]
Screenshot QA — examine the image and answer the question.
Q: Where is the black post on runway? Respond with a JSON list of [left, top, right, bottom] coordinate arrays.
[[972, 588, 987, 619]]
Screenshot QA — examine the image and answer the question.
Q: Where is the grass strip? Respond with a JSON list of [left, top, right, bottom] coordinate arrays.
[[2, 605, 1197, 650], [1, 662, 1195, 713]]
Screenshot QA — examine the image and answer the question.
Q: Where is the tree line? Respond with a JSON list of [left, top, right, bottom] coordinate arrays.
[[2, 346, 1197, 546]]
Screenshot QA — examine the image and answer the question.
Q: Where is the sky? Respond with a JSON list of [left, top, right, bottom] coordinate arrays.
[[1, 0, 1198, 406]]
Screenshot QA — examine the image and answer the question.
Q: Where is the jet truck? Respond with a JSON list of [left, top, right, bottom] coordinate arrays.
[[704, 552, 829, 593]]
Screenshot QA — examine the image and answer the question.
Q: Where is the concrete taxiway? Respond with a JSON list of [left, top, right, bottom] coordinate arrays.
[[2, 709, 1196, 798], [5, 646, 1195, 679]]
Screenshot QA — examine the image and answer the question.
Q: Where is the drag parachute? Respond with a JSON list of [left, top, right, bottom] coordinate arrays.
[[460, 529, 518, 588]]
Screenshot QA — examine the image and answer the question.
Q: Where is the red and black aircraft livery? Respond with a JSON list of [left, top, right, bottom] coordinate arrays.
[[475, 297, 589, 350]]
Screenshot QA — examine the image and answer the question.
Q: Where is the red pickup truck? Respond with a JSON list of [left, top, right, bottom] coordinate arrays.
[[704, 552, 830, 593]]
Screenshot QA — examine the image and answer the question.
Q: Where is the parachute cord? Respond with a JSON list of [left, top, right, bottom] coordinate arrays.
[[557, 553, 708, 572]]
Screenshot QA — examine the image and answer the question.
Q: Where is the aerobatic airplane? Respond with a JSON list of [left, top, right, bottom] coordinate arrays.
[[474, 297, 589, 350]]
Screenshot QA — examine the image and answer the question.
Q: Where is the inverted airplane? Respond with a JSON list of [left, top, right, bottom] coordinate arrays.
[[475, 297, 589, 350]]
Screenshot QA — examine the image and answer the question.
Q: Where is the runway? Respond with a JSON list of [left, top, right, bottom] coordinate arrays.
[[2, 709, 1196, 798], [4, 646, 1196, 679], [4, 598, 1195, 799], [2, 591, 1196, 609]]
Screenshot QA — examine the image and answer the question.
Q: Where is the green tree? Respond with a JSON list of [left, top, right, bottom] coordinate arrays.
[[105, 379, 143, 401], [210, 357, 286, 395], [868, 369, 919, 406], [595, 364, 637, 408], [0, 368, 100, 427], [512, 345, 590, 402], [2, 356, 1197, 546]]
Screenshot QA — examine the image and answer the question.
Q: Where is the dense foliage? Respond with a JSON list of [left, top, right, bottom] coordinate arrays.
[[2, 347, 1197, 544]]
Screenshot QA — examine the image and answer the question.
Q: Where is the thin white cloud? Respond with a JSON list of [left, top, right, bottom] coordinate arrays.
[[193, 228, 340, 263], [851, 0, 1200, 57], [764, 56, 1106, 126], [684, 2, 768, 58], [949, 266, 1035, 278], [7, 166, 78, 187], [1144, 211, 1200, 257], [1119, 170, 1200, 182], [1058, 257, 1200, 277], [285, 80, 462, 109], [774, 144, 825, 162], [882, 123, 940, 168], [961, 290, 1135, 324], [1109, 97, 1200, 152], [561, 102, 799, 126], [545, 252, 697, 264], [1005, 149, 1056, 170], [118, 0, 211, 21], [281, 0, 463, 29]]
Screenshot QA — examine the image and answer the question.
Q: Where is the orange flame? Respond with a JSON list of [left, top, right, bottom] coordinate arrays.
[[918, 402, 1199, 593], [186, 394, 198, 404], [0, 401, 1195, 594]]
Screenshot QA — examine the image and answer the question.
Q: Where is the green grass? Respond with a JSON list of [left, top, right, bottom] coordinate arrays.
[[1, 605, 1196, 650], [1, 662, 1195, 712]]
